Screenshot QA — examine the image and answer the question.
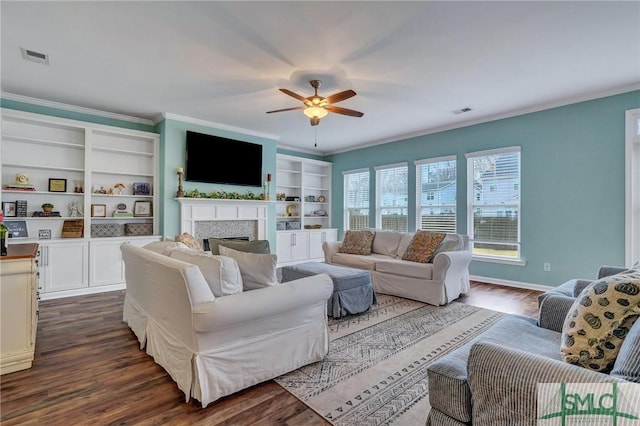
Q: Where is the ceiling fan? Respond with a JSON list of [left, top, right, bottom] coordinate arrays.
[[266, 80, 364, 126]]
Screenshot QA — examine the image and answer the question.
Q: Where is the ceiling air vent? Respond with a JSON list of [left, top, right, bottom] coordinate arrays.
[[21, 47, 49, 65], [451, 107, 472, 115]]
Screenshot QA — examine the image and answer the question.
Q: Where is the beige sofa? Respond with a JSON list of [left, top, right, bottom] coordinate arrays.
[[121, 242, 333, 407], [323, 229, 472, 305]]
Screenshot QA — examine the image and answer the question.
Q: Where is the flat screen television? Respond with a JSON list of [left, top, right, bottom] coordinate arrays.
[[185, 131, 263, 186]]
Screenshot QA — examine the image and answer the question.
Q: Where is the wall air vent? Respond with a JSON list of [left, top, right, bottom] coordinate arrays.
[[451, 107, 472, 115], [21, 47, 49, 65]]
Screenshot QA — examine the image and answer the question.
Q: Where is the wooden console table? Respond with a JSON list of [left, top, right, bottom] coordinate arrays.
[[1, 243, 40, 375]]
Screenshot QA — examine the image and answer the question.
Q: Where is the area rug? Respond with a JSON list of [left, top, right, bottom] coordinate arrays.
[[275, 295, 505, 426]]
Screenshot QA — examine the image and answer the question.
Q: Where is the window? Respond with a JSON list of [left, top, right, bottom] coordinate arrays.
[[626, 108, 640, 264], [415, 156, 456, 233], [343, 168, 370, 230], [375, 163, 408, 231], [466, 147, 521, 261]]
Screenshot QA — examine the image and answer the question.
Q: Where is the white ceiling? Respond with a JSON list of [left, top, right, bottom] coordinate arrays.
[[2, 1, 639, 154]]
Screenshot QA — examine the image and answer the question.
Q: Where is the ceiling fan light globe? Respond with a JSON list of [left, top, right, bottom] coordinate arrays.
[[303, 106, 328, 119]]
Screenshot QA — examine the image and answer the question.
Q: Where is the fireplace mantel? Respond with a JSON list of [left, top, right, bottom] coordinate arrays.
[[176, 198, 272, 240]]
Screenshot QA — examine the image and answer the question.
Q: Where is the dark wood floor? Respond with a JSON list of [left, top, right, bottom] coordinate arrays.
[[0, 282, 542, 425]]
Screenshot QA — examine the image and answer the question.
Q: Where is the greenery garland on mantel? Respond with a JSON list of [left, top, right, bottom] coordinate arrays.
[[183, 188, 265, 200]]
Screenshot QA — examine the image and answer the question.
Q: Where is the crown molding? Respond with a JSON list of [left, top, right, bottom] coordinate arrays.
[[325, 83, 640, 155], [160, 112, 279, 141], [0, 92, 155, 125]]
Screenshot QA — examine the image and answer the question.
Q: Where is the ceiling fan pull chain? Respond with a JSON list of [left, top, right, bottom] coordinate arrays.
[[314, 126, 318, 148]]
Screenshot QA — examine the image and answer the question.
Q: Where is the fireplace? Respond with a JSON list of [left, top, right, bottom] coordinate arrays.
[[177, 198, 270, 244]]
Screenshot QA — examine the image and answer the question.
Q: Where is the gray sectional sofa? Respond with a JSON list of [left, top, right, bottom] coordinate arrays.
[[426, 266, 640, 425]]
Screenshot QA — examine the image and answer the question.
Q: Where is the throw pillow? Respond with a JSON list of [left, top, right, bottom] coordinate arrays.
[[143, 241, 189, 256], [169, 248, 243, 297], [561, 270, 640, 373], [401, 230, 447, 263], [218, 245, 278, 291], [338, 230, 375, 255], [208, 238, 271, 255], [175, 232, 202, 251]]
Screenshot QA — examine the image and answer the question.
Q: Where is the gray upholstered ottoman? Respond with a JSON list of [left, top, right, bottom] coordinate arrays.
[[281, 262, 376, 318]]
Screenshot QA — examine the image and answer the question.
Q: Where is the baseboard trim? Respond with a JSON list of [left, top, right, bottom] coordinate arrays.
[[40, 283, 126, 300], [470, 275, 553, 292]]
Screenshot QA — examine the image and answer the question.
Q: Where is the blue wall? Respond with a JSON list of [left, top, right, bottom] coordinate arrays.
[[325, 91, 640, 286]]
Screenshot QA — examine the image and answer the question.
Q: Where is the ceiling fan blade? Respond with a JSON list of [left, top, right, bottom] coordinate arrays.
[[279, 88, 308, 103], [325, 89, 356, 104], [325, 105, 364, 117], [266, 106, 304, 114]]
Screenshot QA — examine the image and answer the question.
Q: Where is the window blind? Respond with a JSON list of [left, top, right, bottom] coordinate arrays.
[[416, 156, 456, 233], [466, 147, 521, 259], [344, 169, 370, 230]]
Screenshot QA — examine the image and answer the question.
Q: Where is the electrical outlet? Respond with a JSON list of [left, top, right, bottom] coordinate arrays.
[[544, 263, 551, 272]]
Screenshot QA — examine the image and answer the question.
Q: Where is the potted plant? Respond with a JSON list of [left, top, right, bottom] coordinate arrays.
[[41, 203, 54, 212]]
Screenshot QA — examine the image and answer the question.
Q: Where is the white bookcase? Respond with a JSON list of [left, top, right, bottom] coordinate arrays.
[[0, 109, 161, 298], [275, 154, 337, 265]]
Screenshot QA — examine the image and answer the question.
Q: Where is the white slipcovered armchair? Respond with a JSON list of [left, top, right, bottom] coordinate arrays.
[[121, 243, 333, 407]]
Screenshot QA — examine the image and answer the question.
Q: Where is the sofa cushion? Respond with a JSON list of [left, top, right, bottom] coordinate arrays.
[[208, 238, 271, 255], [169, 248, 243, 297], [143, 241, 189, 256], [561, 269, 640, 373], [611, 320, 640, 382], [401, 230, 446, 263], [375, 257, 433, 279], [395, 232, 414, 259], [367, 228, 403, 257], [434, 233, 462, 255], [175, 232, 202, 251], [338, 230, 375, 255], [332, 252, 379, 270], [218, 245, 278, 291]]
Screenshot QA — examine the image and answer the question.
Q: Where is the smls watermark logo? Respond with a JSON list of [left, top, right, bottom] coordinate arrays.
[[538, 383, 640, 425]]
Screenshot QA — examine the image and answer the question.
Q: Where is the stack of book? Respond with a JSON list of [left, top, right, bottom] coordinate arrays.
[[113, 210, 133, 217], [4, 184, 36, 191], [32, 211, 62, 217]]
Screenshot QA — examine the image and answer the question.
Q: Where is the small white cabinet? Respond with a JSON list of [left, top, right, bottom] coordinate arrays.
[[89, 236, 160, 287], [1, 243, 40, 375], [308, 229, 338, 261], [276, 229, 337, 266], [39, 241, 89, 293], [277, 231, 309, 264]]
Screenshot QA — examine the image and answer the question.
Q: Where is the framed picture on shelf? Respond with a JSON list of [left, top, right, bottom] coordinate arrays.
[[48, 178, 67, 192], [91, 204, 107, 217], [133, 182, 151, 196], [2, 201, 17, 217], [5, 220, 28, 238], [134, 201, 152, 217], [38, 229, 52, 240]]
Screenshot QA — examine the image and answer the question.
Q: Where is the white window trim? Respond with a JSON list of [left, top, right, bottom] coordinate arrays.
[[465, 146, 521, 159], [625, 108, 640, 265], [466, 146, 523, 263], [414, 155, 456, 166], [374, 161, 408, 171], [342, 167, 369, 175]]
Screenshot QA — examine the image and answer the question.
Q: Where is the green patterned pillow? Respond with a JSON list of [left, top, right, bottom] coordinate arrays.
[[561, 269, 640, 373], [338, 230, 375, 255], [401, 230, 446, 263]]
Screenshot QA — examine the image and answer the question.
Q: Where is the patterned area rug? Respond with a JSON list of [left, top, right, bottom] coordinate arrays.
[[275, 295, 505, 426]]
